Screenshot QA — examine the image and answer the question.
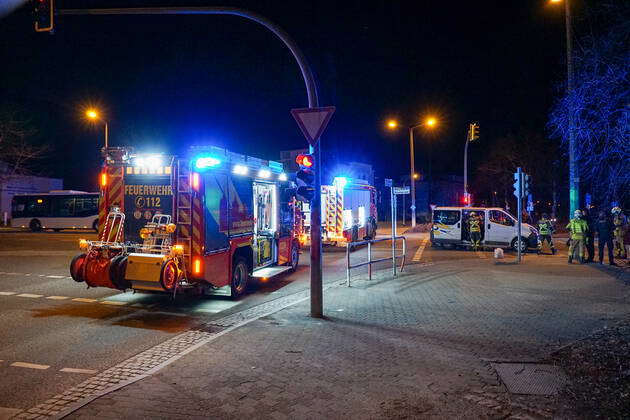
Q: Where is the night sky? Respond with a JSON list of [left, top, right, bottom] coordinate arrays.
[[1, 0, 572, 191]]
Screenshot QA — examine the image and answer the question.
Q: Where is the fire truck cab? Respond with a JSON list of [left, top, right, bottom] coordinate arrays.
[[70, 146, 300, 298]]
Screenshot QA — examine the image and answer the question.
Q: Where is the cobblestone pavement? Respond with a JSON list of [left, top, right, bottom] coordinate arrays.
[[63, 254, 629, 419]]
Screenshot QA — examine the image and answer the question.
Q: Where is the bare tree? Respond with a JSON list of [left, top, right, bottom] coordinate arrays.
[[0, 107, 48, 183], [548, 2, 630, 206]]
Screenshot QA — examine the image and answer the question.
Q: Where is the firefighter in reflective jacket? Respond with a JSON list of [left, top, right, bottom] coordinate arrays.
[[469, 212, 482, 251], [566, 209, 588, 264], [612, 207, 627, 259], [537, 213, 556, 255]]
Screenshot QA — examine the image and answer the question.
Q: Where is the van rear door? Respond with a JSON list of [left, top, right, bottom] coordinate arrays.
[[432, 209, 461, 244]]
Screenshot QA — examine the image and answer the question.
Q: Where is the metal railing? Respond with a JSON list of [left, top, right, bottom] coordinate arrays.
[[346, 236, 406, 286]]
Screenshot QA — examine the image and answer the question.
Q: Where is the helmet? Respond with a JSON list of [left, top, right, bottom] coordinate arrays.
[[611, 206, 621, 214], [470, 212, 477, 216], [574, 209, 582, 218]]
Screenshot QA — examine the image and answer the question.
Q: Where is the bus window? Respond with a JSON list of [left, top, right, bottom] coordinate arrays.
[[26, 197, 50, 217], [75, 196, 98, 217], [52, 197, 75, 217]]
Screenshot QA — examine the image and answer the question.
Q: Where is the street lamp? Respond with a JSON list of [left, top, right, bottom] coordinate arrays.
[[84, 108, 109, 149], [387, 116, 438, 227], [549, 0, 577, 218]]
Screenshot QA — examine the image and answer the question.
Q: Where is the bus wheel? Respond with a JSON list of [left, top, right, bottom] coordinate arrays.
[[160, 259, 179, 291], [230, 257, 249, 298], [289, 242, 299, 272], [70, 253, 87, 282], [29, 219, 42, 232]]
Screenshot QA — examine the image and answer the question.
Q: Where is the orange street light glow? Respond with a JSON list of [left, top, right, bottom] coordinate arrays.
[[85, 109, 99, 120], [387, 119, 398, 129], [425, 117, 437, 127], [549, 0, 562, 3]]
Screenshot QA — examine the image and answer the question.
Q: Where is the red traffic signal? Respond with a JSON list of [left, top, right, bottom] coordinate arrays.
[[295, 154, 314, 168]]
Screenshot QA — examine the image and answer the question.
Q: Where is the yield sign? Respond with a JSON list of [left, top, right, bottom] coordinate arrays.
[[291, 106, 335, 147]]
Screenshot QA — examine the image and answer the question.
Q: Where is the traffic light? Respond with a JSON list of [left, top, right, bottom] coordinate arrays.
[[513, 172, 522, 198], [33, 0, 54, 32], [468, 123, 480, 142], [523, 174, 531, 198], [295, 154, 315, 202], [461, 192, 472, 206]]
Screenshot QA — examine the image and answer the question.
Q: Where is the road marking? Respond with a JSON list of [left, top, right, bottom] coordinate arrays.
[[60, 368, 98, 374], [46, 296, 70, 300], [412, 238, 429, 262], [0, 291, 16, 295], [475, 251, 488, 259], [72, 298, 98, 303], [11, 362, 50, 370], [46, 275, 66, 279], [16, 293, 44, 298], [100, 300, 127, 306]]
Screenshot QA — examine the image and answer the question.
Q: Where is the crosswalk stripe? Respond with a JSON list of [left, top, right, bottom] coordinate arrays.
[[71, 298, 97, 303], [100, 300, 127, 306], [46, 296, 69, 300], [0, 291, 16, 296], [16, 293, 44, 298], [60, 368, 98, 374], [11, 362, 50, 370]]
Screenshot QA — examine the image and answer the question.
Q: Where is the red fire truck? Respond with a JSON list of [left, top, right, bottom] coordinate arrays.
[[301, 177, 377, 246], [70, 146, 300, 297]]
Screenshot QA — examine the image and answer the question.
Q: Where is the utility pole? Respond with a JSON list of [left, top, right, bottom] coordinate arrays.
[[409, 127, 417, 227], [565, 0, 578, 218]]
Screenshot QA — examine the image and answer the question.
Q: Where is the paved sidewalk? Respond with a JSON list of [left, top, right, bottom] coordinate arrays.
[[67, 255, 629, 419]]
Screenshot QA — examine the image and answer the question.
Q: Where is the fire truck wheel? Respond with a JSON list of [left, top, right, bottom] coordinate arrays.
[[70, 253, 87, 283], [230, 257, 249, 298], [110, 255, 130, 290], [160, 259, 179, 291], [29, 219, 42, 232], [288, 242, 299, 272]]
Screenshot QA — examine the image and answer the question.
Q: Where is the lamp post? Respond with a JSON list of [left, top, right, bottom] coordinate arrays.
[[550, 0, 577, 218], [85, 108, 108, 149], [387, 117, 437, 227]]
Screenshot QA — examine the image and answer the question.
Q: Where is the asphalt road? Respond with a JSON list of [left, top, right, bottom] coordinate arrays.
[[0, 228, 573, 413], [0, 230, 392, 413]]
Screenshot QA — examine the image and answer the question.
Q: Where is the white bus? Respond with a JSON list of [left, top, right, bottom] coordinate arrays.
[[11, 191, 99, 232]]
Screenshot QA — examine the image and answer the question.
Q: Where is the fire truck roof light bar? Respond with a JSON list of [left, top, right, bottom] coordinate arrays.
[[232, 165, 248, 175], [195, 156, 222, 169], [258, 169, 272, 179], [278, 173, 288, 181]]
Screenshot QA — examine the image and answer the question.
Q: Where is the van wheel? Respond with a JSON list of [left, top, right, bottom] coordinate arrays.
[[29, 219, 42, 232], [511, 237, 528, 253], [70, 253, 87, 282], [230, 257, 249, 298]]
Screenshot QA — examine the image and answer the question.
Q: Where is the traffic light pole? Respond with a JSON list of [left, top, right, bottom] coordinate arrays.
[[57, 6, 324, 317], [517, 167, 522, 264]]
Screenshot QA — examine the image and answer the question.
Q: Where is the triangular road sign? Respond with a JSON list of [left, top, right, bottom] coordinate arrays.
[[291, 106, 335, 147]]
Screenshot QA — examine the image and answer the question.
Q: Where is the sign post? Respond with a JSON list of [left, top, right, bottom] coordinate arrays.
[[292, 106, 335, 318], [514, 167, 523, 263]]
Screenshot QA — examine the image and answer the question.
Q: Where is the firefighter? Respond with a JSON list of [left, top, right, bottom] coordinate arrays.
[[468, 212, 482, 251], [611, 207, 627, 259], [566, 209, 588, 264], [594, 210, 616, 266], [537, 213, 555, 255]]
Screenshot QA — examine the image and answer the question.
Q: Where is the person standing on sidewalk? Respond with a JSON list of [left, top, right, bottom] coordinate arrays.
[[537, 213, 556, 254], [612, 207, 627, 259], [583, 208, 596, 262], [469, 212, 481, 251], [567, 210, 588, 264], [594, 211, 616, 266]]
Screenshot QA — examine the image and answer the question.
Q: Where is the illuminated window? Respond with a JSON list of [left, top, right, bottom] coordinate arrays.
[[358, 206, 366, 227]]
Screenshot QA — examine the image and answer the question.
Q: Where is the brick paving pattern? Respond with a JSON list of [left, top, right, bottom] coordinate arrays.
[[65, 257, 629, 419]]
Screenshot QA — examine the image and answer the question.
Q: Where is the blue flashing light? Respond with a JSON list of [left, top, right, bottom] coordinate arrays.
[[194, 156, 221, 169], [334, 176, 348, 189]]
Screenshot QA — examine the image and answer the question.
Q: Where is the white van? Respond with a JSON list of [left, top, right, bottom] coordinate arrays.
[[431, 207, 538, 251]]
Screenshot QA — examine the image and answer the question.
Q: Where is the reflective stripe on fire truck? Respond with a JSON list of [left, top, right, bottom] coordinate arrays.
[[191, 195, 203, 256], [100, 166, 124, 238], [336, 186, 343, 237]]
